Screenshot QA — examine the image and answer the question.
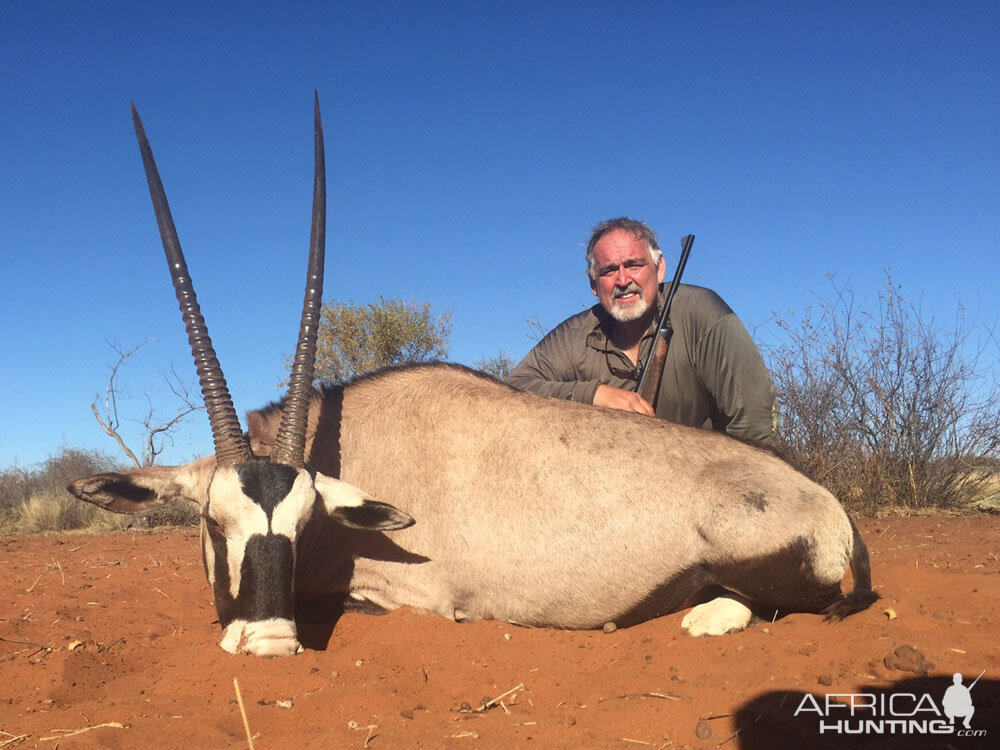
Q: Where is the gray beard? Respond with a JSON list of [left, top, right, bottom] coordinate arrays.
[[608, 285, 650, 322]]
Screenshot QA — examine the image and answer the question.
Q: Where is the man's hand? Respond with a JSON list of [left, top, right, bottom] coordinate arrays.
[[593, 384, 655, 416]]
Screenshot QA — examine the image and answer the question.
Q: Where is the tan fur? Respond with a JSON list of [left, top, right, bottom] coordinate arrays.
[[71, 363, 870, 635], [260, 364, 861, 629]]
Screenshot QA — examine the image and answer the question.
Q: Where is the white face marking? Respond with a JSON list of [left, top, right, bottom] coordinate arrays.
[[219, 617, 301, 657], [207, 466, 275, 599], [270, 469, 318, 541], [201, 521, 215, 580], [204, 465, 319, 601]]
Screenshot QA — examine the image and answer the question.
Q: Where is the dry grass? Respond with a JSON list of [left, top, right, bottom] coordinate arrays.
[[0, 492, 198, 536], [968, 471, 1000, 512], [0, 492, 129, 535]]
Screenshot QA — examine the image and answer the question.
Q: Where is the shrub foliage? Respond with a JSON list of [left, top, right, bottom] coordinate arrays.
[[765, 274, 1000, 513], [314, 296, 452, 383]]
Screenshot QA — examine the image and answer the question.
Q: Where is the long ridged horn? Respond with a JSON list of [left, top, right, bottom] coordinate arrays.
[[271, 93, 326, 468], [130, 103, 252, 467]]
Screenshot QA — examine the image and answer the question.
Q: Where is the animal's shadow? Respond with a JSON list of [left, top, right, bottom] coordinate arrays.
[[729, 675, 998, 749], [293, 592, 384, 651], [293, 522, 429, 651]]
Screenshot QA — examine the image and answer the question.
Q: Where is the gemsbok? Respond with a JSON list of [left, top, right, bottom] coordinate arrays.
[[69, 95, 878, 657]]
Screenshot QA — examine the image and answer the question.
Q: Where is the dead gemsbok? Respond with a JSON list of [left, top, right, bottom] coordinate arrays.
[[70, 96, 878, 657]]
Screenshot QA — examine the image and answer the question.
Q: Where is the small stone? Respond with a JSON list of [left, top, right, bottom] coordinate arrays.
[[347, 720, 361, 730], [644, 654, 653, 662], [504, 633, 511, 641], [459, 701, 472, 712], [355, 659, 364, 667], [276, 699, 293, 709], [695, 719, 712, 739], [883, 644, 930, 675], [568, 716, 577, 726], [310, 666, 319, 674], [603, 622, 617, 633], [817, 674, 832, 686], [331, 670, 339, 678], [401, 709, 414, 719]]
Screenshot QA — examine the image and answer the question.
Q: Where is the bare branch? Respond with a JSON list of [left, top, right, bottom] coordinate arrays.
[[90, 401, 142, 469], [763, 271, 1000, 513], [90, 341, 203, 467]]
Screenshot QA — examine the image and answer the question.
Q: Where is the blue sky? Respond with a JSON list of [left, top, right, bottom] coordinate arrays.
[[2, 1, 997, 469]]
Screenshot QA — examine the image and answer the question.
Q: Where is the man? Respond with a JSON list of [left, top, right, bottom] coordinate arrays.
[[506, 217, 777, 443]]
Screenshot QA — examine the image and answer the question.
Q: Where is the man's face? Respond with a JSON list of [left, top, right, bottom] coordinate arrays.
[[590, 229, 666, 323]]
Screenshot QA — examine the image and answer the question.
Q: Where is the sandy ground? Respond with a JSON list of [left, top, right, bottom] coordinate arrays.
[[1, 516, 998, 749]]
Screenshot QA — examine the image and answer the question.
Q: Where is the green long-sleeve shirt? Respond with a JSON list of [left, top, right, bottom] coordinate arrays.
[[506, 284, 778, 443]]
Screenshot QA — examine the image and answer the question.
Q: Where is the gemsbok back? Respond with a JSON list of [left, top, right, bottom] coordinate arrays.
[[70, 95, 878, 657]]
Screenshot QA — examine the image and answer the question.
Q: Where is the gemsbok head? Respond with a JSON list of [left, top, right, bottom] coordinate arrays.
[[69, 95, 414, 656]]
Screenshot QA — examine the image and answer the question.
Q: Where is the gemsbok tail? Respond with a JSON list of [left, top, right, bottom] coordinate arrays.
[[823, 517, 880, 620]]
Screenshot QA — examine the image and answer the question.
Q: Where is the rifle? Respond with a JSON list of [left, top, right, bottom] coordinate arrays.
[[635, 234, 694, 407]]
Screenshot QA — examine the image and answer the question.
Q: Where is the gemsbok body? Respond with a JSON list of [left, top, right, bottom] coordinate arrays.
[[70, 96, 878, 657]]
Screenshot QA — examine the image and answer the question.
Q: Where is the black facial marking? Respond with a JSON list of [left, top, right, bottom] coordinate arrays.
[[233, 534, 295, 622], [237, 459, 301, 519], [742, 490, 768, 512]]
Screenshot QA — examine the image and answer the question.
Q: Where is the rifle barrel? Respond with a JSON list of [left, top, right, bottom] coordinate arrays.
[[635, 234, 695, 396]]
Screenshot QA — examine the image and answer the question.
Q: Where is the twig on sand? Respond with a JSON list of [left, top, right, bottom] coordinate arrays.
[[52, 560, 65, 586], [153, 587, 170, 599], [362, 724, 377, 748], [233, 678, 255, 750], [24, 574, 43, 594], [623, 739, 652, 745], [68, 542, 92, 553], [39, 722, 125, 741], [98, 638, 126, 654], [0, 636, 50, 655], [478, 683, 525, 712], [599, 692, 690, 703], [0, 731, 30, 748]]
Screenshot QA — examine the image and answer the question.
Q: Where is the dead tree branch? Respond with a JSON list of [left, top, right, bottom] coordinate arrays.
[[90, 341, 203, 468]]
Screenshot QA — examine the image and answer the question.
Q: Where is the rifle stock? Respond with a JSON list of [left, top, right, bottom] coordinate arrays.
[[635, 234, 694, 408], [636, 332, 669, 404]]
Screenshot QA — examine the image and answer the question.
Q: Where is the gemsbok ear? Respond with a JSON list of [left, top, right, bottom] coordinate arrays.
[[314, 472, 415, 531], [67, 456, 216, 514]]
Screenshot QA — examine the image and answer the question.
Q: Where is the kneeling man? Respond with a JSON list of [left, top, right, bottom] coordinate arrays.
[[507, 217, 777, 443]]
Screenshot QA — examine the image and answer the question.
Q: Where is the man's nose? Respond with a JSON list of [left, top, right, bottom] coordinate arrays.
[[614, 268, 631, 287]]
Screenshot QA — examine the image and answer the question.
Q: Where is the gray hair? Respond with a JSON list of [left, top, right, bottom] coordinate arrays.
[[584, 217, 662, 280]]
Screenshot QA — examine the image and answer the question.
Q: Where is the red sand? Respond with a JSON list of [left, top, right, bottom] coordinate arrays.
[[1, 516, 997, 749]]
